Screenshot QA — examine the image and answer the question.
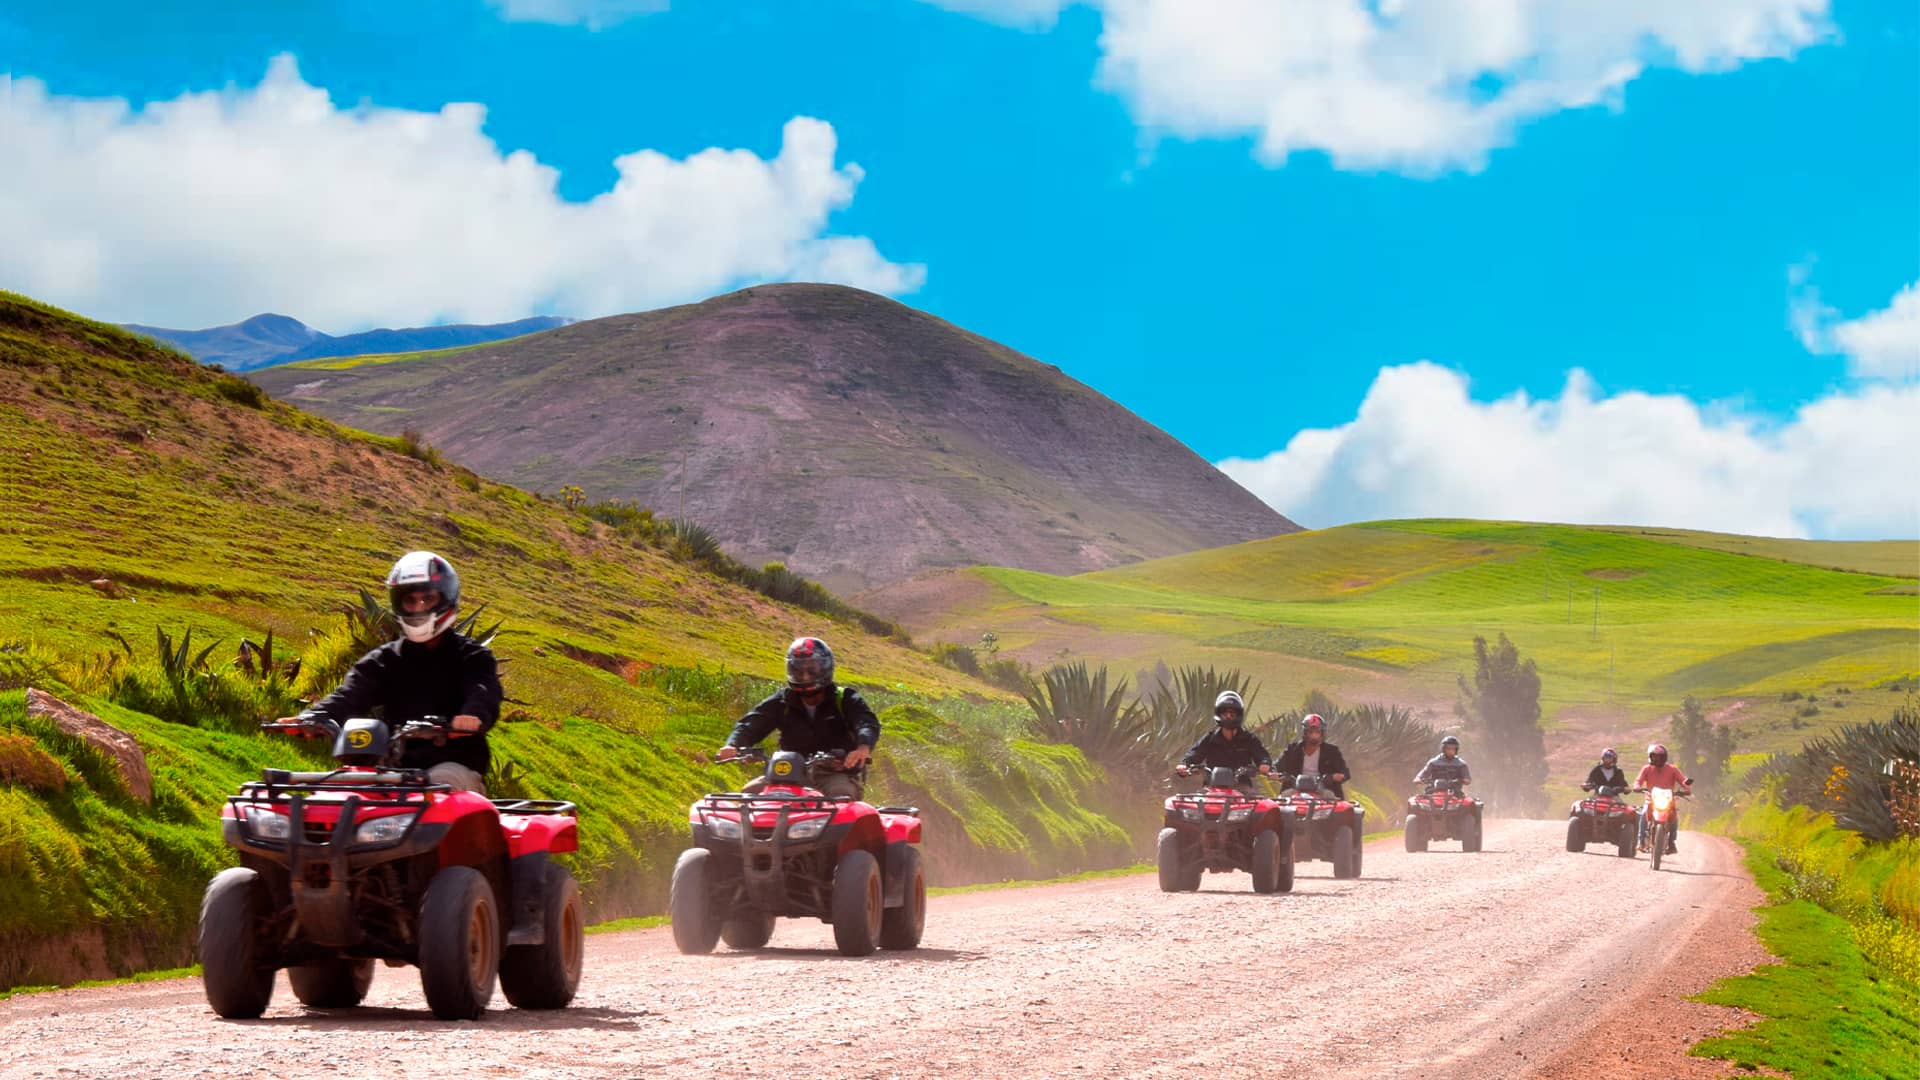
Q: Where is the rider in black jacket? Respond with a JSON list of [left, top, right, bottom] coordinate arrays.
[[1582, 747, 1631, 793], [717, 637, 881, 799], [1274, 713, 1351, 799], [1176, 692, 1270, 792], [292, 552, 502, 792]]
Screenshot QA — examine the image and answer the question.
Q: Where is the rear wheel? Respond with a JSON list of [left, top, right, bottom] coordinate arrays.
[[1462, 814, 1483, 853], [199, 867, 275, 1019], [417, 866, 499, 1021], [669, 849, 721, 956], [879, 846, 926, 950], [1651, 823, 1667, 871], [1331, 825, 1357, 879], [720, 912, 776, 951], [288, 958, 374, 1008], [1565, 817, 1584, 853], [500, 863, 584, 1009], [831, 849, 883, 957], [1251, 829, 1282, 894]]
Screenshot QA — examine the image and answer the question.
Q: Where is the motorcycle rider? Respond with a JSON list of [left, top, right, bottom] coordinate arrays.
[[716, 637, 880, 800], [1174, 691, 1271, 793], [1276, 713, 1352, 799], [1414, 735, 1472, 789], [1633, 742, 1693, 855], [285, 552, 502, 794], [1583, 747, 1630, 794]]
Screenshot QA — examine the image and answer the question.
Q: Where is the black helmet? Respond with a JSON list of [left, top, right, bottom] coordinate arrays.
[[386, 551, 460, 643], [785, 637, 835, 691], [1213, 690, 1246, 729], [1440, 735, 1460, 754]]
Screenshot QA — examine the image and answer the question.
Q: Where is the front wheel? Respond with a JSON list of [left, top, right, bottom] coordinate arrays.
[[1331, 825, 1357, 879], [417, 866, 500, 1021], [1251, 829, 1283, 894], [1616, 822, 1636, 858], [288, 958, 374, 1008], [831, 849, 883, 957], [1565, 817, 1584, 853], [669, 849, 721, 956], [879, 845, 926, 950], [1462, 814, 1483, 853], [199, 867, 275, 1019], [1650, 823, 1667, 871], [1156, 828, 1198, 892], [500, 863, 584, 1009], [1406, 815, 1430, 853]]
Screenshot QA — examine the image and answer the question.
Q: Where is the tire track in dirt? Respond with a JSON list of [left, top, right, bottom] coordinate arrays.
[[0, 821, 1760, 1080]]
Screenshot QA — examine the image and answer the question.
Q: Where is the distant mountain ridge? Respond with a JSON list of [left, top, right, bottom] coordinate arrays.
[[124, 313, 571, 371], [253, 284, 1300, 592]]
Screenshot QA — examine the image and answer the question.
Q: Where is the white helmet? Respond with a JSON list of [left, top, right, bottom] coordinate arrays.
[[386, 551, 460, 643], [1213, 690, 1246, 728]]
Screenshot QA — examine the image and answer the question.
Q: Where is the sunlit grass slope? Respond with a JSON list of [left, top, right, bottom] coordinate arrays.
[[903, 520, 1917, 730]]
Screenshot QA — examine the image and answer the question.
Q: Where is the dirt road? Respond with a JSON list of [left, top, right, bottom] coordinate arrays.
[[0, 821, 1762, 1080]]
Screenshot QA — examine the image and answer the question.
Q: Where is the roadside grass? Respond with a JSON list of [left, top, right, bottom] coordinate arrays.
[[1690, 848, 1919, 1079], [0, 965, 201, 1003]]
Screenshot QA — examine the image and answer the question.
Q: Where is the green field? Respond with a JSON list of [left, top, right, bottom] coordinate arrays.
[[0, 291, 1138, 990], [899, 519, 1918, 754]]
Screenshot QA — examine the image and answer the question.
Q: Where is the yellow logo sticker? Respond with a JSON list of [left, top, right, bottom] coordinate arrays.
[[346, 729, 373, 749], [772, 759, 793, 777]]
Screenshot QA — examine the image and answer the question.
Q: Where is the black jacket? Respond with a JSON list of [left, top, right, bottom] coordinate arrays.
[[301, 633, 503, 775], [1275, 740, 1351, 798], [1584, 764, 1631, 793], [1179, 727, 1271, 770], [726, 685, 881, 756]]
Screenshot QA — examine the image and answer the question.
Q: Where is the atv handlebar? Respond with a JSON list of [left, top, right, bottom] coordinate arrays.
[[724, 749, 864, 773], [261, 716, 455, 745]]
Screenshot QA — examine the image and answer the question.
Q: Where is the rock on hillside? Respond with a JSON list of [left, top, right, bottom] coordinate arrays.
[[256, 285, 1299, 593]]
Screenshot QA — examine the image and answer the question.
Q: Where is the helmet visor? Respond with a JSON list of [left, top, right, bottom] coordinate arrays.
[[787, 658, 829, 690]]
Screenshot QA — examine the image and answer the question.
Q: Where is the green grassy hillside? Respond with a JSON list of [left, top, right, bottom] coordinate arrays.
[[887, 519, 1918, 758], [0, 291, 1138, 990]]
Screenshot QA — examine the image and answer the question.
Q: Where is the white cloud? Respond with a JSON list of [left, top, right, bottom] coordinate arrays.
[[1218, 363, 1920, 540], [1795, 273, 1920, 381], [484, 0, 668, 28], [932, 0, 1833, 173], [0, 55, 922, 330]]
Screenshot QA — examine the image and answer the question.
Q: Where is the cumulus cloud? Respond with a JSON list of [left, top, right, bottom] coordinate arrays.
[[0, 55, 922, 330], [1794, 271, 1920, 381], [484, 0, 668, 28], [1217, 363, 1919, 540], [931, 0, 1833, 172]]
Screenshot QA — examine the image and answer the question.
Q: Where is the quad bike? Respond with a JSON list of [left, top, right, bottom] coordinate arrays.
[[1156, 765, 1294, 894], [1404, 778, 1484, 853], [1566, 783, 1637, 858], [672, 750, 925, 957], [201, 717, 582, 1021], [1276, 773, 1365, 879], [1638, 786, 1690, 871]]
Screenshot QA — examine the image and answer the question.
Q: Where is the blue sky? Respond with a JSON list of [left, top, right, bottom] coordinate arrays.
[[3, 1, 1916, 538]]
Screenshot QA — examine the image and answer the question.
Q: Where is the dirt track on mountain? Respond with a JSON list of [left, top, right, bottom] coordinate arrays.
[[0, 821, 1764, 1080]]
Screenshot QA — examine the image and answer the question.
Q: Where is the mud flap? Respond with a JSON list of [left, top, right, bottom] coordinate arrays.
[[507, 851, 548, 947], [883, 840, 911, 908]]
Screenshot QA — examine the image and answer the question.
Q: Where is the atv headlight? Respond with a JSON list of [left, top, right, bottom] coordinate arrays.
[[353, 813, 416, 847], [786, 817, 827, 841], [243, 806, 292, 840], [1224, 808, 1254, 823], [1179, 806, 1205, 822], [706, 815, 742, 840]]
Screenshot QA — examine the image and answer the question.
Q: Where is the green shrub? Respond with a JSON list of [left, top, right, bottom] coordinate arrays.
[[931, 642, 981, 676]]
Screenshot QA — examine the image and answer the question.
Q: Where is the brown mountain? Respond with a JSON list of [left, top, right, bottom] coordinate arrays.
[[254, 284, 1298, 593]]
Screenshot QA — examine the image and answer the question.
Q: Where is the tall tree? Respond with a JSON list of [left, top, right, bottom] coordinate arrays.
[[1671, 695, 1736, 795], [1455, 633, 1549, 816]]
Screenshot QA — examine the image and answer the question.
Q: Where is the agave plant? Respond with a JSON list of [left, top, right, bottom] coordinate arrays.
[[234, 627, 302, 685], [1022, 661, 1152, 770], [1755, 705, 1920, 841], [1137, 665, 1261, 763]]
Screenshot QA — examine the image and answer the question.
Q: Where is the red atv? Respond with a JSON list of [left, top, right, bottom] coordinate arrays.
[[1156, 766, 1294, 894], [671, 750, 926, 957], [1404, 778, 1484, 853], [1566, 784, 1637, 858], [1276, 773, 1365, 879], [201, 717, 583, 1021]]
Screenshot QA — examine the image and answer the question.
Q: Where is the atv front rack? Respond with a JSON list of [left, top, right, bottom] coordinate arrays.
[[491, 798, 578, 816], [242, 769, 448, 800]]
